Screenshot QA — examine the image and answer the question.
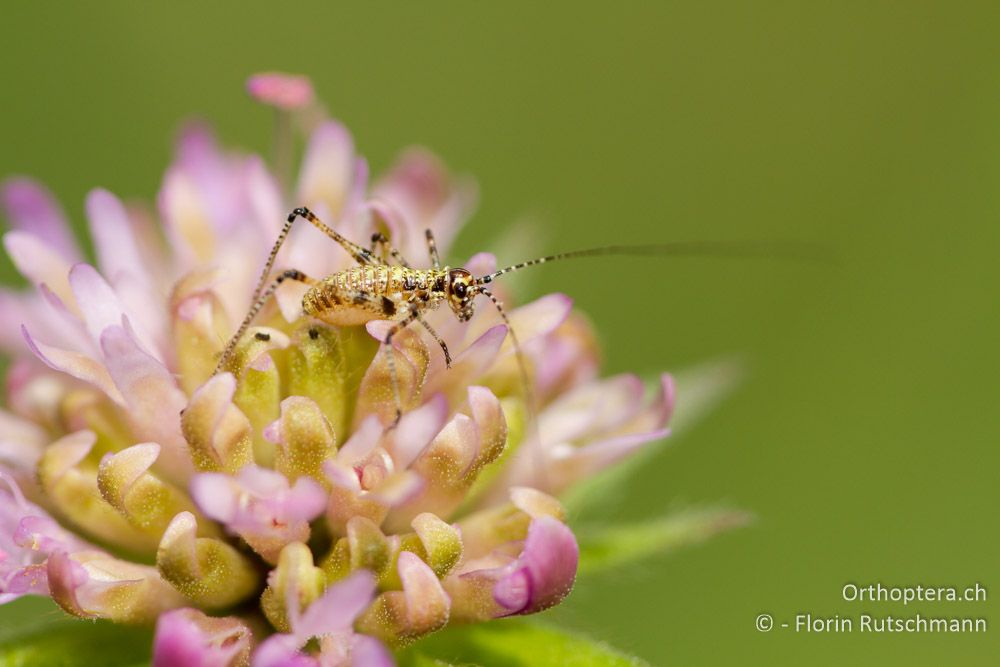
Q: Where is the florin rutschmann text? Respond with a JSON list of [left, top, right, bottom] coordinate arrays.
[[756, 583, 988, 634]]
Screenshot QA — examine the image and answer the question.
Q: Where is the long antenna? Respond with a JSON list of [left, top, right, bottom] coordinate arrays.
[[479, 286, 548, 489], [478, 240, 831, 284]]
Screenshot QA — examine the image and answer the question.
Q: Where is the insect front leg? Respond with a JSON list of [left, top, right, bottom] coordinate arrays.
[[216, 269, 315, 374], [416, 315, 452, 368]]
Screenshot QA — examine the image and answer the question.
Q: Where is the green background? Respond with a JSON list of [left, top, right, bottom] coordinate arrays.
[[1, 2, 997, 665]]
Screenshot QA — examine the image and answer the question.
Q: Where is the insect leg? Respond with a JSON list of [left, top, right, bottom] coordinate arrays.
[[382, 306, 423, 426], [215, 269, 315, 374], [369, 232, 412, 268], [416, 314, 452, 368], [425, 229, 441, 269], [248, 207, 379, 308]]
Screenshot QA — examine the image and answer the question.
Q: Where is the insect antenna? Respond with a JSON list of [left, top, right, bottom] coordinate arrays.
[[477, 240, 832, 284], [478, 286, 547, 488]]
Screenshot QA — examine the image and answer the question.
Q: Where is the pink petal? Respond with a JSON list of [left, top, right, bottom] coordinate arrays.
[[382, 394, 449, 469], [69, 264, 159, 359], [0, 177, 79, 260], [38, 283, 92, 350], [0, 471, 90, 598], [335, 416, 384, 466], [157, 166, 213, 263], [295, 569, 377, 640], [252, 634, 318, 667], [3, 564, 49, 598], [492, 516, 578, 616], [464, 252, 497, 278], [531, 314, 601, 402], [246, 72, 315, 110], [296, 121, 356, 219], [21, 325, 125, 405], [349, 635, 394, 667], [13, 515, 85, 554], [539, 374, 646, 445], [285, 477, 330, 521], [44, 551, 90, 615], [99, 324, 190, 480], [188, 473, 240, 525], [85, 189, 150, 289], [153, 608, 252, 667], [190, 466, 327, 564], [373, 148, 476, 254], [497, 293, 573, 353], [424, 324, 506, 400], [0, 408, 47, 472], [393, 551, 451, 631], [549, 427, 670, 493], [3, 230, 75, 309], [0, 286, 85, 354], [245, 156, 285, 239]]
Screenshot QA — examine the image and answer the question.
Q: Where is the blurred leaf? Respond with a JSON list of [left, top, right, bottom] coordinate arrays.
[[563, 358, 743, 517], [576, 507, 753, 576], [399, 619, 649, 667], [0, 597, 152, 667], [666, 357, 744, 436]]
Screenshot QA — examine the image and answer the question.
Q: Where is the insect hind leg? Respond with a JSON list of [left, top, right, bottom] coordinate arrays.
[[216, 268, 315, 374]]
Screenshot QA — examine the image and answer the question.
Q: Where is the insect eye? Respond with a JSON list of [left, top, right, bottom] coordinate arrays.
[[454, 283, 467, 297]]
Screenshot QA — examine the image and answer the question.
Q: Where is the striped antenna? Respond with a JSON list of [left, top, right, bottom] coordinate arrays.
[[476, 240, 832, 284]]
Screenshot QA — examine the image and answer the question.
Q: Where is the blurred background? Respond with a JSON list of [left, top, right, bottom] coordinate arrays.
[[1, 2, 997, 664]]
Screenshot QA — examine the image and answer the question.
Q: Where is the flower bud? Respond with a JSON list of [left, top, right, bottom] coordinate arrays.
[[37, 431, 159, 555], [287, 324, 375, 440], [181, 374, 253, 473], [261, 542, 326, 633], [48, 549, 187, 624], [156, 512, 259, 609], [97, 443, 216, 540], [267, 396, 337, 484], [357, 551, 450, 646], [169, 268, 230, 394]]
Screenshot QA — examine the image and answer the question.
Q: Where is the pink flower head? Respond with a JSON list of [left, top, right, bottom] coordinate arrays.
[[247, 72, 315, 110], [0, 72, 719, 665]]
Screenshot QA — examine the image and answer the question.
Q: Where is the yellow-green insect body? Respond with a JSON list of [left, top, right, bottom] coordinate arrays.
[[303, 265, 454, 326]]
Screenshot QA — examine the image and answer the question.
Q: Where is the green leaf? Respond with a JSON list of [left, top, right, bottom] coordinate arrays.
[[0, 597, 152, 667], [563, 358, 743, 517], [399, 619, 650, 667], [576, 507, 753, 576]]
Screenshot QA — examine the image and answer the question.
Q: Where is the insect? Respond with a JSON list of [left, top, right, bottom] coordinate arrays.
[[215, 206, 821, 422], [215, 206, 529, 420]]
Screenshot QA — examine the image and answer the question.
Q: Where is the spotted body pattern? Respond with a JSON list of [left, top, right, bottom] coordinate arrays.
[[303, 265, 450, 326]]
